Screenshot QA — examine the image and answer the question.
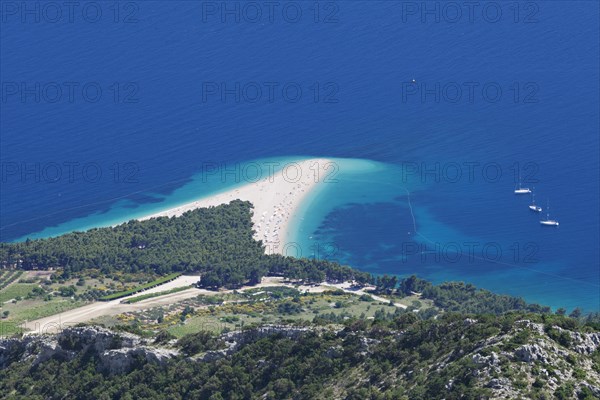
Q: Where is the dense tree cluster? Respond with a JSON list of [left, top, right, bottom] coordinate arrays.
[[381, 275, 551, 315], [420, 281, 551, 314], [0, 201, 369, 289]]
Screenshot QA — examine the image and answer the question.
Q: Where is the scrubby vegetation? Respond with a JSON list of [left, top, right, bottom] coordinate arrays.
[[1, 310, 599, 400], [381, 275, 552, 315], [99, 273, 182, 301]]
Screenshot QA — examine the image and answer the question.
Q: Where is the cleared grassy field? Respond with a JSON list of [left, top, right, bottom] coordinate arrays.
[[0, 283, 37, 303], [3, 298, 85, 323], [165, 291, 399, 337], [1, 293, 85, 336], [0, 321, 21, 336], [0, 271, 197, 336]]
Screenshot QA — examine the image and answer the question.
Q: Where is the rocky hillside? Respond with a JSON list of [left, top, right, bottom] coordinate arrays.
[[0, 326, 178, 375], [1, 315, 599, 399]]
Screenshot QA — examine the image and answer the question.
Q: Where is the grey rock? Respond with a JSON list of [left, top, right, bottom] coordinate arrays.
[[487, 377, 510, 390], [195, 349, 229, 362], [0, 326, 177, 375], [579, 382, 600, 398], [472, 352, 500, 367], [515, 320, 545, 335], [550, 326, 600, 354], [100, 347, 178, 375], [325, 345, 343, 359], [515, 344, 549, 363]]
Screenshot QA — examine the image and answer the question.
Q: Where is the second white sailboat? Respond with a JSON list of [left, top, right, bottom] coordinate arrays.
[[540, 201, 559, 226]]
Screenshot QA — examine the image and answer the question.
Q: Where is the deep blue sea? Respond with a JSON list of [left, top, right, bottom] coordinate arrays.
[[1, 1, 598, 311]]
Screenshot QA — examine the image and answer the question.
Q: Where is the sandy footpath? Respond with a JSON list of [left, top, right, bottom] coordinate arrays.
[[22, 277, 287, 333], [22, 275, 202, 334], [131, 275, 199, 296], [23, 277, 292, 333], [139, 158, 335, 254]]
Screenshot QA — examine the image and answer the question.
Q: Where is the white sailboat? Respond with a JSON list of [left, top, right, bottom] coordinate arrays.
[[540, 201, 559, 226], [528, 190, 542, 212], [514, 177, 531, 194]]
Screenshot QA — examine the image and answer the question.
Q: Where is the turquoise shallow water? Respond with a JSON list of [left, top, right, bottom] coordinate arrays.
[[287, 158, 415, 260], [284, 157, 600, 312], [11, 156, 303, 241]]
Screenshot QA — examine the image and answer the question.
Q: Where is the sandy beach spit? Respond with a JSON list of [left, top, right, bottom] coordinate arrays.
[[140, 158, 334, 255], [20, 159, 342, 333]]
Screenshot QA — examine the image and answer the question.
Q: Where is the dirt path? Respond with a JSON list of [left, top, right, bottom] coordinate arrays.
[[24, 276, 204, 334], [24, 276, 406, 334]]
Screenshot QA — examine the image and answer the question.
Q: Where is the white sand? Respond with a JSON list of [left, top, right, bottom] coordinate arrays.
[[140, 158, 334, 255]]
